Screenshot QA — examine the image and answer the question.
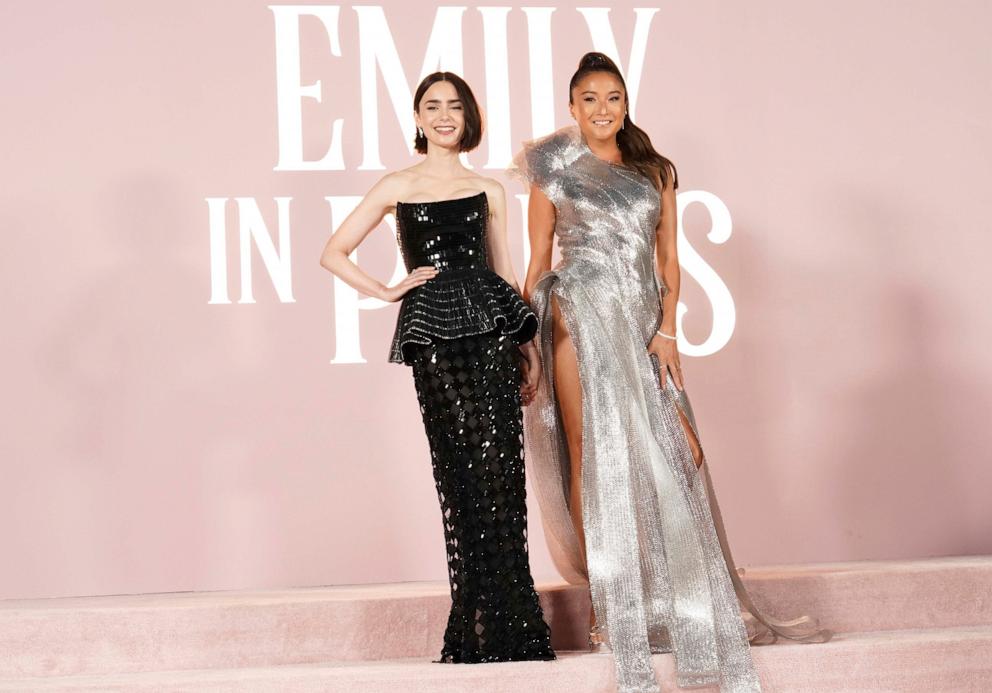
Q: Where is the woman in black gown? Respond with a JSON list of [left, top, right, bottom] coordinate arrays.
[[319, 71, 555, 664]]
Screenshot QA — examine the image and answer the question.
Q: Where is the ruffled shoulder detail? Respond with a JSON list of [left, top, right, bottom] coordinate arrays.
[[507, 126, 585, 206], [389, 270, 538, 365]]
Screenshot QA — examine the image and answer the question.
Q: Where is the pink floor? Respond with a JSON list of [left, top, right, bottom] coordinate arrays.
[[1, 556, 990, 691]]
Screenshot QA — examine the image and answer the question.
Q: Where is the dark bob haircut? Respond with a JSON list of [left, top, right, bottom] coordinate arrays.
[[413, 71, 483, 154]]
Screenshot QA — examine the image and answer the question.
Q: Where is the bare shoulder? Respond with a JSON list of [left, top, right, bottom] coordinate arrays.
[[650, 164, 677, 200], [368, 169, 417, 208], [659, 160, 678, 195], [474, 175, 507, 207]]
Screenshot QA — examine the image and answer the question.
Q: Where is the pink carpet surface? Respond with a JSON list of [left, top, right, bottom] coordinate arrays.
[[1, 556, 989, 692]]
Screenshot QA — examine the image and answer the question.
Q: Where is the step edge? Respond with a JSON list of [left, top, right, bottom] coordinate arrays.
[[3, 624, 991, 686]]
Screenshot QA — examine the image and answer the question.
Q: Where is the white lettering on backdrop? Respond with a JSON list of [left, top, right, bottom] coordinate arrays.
[[207, 197, 295, 305], [206, 6, 737, 361]]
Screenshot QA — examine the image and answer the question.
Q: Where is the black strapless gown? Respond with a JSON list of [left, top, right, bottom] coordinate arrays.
[[390, 191, 554, 663]]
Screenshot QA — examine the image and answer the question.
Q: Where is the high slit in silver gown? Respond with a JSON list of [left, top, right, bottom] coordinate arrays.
[[509, 126, 828, 693]]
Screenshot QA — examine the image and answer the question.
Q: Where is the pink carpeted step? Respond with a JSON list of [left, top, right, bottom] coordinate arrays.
[[0, 626, 989, 692], [0, 557, 988, 680], [741, 555, 992, 635], [0, 581, 587, 680]]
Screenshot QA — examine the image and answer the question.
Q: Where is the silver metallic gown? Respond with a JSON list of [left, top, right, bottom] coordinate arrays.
[[509, 126, 828, 693]]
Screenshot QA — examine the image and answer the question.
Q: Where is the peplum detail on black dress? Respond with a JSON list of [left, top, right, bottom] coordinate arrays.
[[389, 191, 537, 365]]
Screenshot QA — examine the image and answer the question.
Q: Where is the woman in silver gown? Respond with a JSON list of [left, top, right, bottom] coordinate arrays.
[[510, 53, 828, 693]]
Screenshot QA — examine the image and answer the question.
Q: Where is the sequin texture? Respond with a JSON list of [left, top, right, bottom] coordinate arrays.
[[393, 192, 554, 664], [411, 332, 555, 663], [508, 126, 828, 693], [389, 192, 537, 364]]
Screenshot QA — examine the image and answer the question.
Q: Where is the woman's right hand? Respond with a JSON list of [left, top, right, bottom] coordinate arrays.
[[379, 266, 438, 302], [519, 339, 541, 406]]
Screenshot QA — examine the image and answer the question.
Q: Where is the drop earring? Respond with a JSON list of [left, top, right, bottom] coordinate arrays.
[[417, 126, 424, 138]]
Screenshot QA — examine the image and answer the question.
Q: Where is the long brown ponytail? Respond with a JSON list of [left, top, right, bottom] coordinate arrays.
[[568, 52, 678, 193]]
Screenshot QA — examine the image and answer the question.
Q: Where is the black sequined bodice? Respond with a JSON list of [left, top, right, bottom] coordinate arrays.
[[389, 192, 537, 364], [397, 191, 491, 272]]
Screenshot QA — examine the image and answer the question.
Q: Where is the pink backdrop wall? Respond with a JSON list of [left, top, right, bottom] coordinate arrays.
[[2, 1, 990, 600]]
